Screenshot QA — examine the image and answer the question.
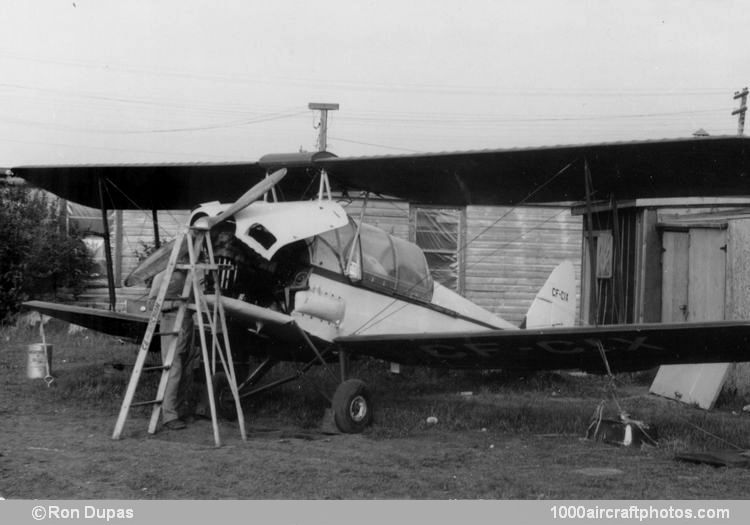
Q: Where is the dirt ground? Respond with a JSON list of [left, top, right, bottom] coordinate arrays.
[[2, 326, 750, 499], [4, 409, 750, 500]]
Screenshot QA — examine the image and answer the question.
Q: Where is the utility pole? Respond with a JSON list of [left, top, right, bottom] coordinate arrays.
[[732, 87, 748, 136], [308, 102, 339, 151]]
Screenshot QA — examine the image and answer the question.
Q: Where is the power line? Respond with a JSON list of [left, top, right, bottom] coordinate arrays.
[[0, 81, 298, 120], [0, 53, 737, 98], [120, 110, 307, 134], [337, 107, 728, 125], [0, 109, 306, 135], [328, 136, 424, 153], [0, 135, 244, 161]]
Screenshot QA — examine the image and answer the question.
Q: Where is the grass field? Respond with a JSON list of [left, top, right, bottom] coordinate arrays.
[[2, 320, 750, 499]]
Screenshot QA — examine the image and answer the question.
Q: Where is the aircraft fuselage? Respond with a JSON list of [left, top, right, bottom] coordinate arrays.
[[190, 199, 513, 361]]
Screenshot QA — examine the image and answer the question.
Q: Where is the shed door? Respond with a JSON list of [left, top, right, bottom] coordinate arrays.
[[687, 228, 727, 320], [660, 231, 689, 322], [650, 227, 730, 409]]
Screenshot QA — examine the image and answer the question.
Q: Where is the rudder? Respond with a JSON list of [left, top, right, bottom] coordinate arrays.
[[523, 260, 576, 328]]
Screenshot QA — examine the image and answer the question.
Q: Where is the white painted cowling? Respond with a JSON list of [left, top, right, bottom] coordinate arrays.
[[191, 200, 349, 261]]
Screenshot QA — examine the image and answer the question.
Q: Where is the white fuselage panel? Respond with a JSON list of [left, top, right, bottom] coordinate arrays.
[[292, 272, 512, 342]]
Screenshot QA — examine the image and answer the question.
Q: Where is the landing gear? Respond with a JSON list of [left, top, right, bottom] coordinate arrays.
[[207, 347, 375, 435], [332, 379, 372, 434]]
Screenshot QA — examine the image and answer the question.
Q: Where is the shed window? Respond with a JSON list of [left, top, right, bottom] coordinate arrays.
[[411, 207, 464, 293]]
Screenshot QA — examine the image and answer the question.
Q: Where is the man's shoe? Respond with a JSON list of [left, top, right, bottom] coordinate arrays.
[[164, 419, 187, 430]]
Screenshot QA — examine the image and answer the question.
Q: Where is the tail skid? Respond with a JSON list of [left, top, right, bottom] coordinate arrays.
[[523, 261, 577, 329]]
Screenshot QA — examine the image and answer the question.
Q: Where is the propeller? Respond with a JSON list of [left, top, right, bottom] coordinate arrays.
[[124, 168, 287, 286], [194, 168, 287, 230], [124, 239, 187, 286]]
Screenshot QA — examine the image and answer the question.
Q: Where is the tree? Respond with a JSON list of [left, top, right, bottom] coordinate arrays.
[[0, 184, 93, 321]]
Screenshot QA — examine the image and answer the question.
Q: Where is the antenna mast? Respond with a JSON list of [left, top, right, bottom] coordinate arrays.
[[309, 102, 339, 201], [309, 102, 339, 151]]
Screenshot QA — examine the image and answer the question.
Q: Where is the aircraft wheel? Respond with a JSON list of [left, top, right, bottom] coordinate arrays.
[[211, 371, 238, 421], [332, 379, 372, 434]]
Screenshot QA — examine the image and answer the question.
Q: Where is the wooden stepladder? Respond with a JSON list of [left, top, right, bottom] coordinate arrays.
[[112, 225, 246, 447]]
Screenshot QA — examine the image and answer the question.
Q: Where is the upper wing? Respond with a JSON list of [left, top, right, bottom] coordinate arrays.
[[11, 163, 266, 210], [11, 152, 333, 210], [23, 300, 149, 341], [12, 136, 750, 209], [318, 136, 750, 205], [335, 320, 750, 373]]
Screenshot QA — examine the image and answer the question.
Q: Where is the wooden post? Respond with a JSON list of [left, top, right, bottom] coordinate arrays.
[[732, 87, 748, 136], [584, 160, 598, 325], [98, 177, 117, 311]]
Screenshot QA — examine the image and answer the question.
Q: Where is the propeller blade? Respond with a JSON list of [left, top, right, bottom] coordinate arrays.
[[123, 238, 187, 286], [204, 168, 287, 229], [127, 168, 287, 284]]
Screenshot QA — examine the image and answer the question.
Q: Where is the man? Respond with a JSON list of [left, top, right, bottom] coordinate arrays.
[[148, 268, 196, 430]]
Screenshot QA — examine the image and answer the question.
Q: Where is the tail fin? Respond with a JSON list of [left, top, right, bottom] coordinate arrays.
[[523, 261, 577, 328]]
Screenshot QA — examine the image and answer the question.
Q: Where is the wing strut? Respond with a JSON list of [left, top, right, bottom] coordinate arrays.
[[345, 191, 369, 280], [98, 177, 117, 311], [151, 208, 161, 249]]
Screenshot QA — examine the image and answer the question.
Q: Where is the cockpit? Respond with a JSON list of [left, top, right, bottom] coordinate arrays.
[[312, 220, 434, 302]]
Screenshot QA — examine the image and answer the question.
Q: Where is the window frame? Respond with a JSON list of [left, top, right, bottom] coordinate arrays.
[[409, 205, 466, 294]]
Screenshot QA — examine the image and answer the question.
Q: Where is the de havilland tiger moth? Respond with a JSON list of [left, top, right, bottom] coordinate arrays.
[[13, 135, 750, 433]]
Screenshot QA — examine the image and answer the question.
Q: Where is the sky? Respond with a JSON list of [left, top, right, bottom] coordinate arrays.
[[0, 0, 748, 165]]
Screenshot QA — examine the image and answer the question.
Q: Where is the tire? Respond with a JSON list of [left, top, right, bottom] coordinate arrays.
[[332, 379, 372, 433], [211, 371, 238, 421]]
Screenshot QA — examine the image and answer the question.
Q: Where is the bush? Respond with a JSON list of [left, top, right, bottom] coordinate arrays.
[[0, 185, 93, 320]]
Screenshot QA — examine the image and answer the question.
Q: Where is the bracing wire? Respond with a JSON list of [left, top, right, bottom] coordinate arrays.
[[102, 178, 177, 242], [350, 160, 580, 335]]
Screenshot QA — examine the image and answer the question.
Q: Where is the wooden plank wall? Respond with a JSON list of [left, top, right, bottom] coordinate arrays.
[[118, 209, 190, 281], [465, 206, 582, 325]]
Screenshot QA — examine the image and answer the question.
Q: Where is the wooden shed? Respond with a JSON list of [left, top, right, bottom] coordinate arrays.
[[574, 197, 750, 405]]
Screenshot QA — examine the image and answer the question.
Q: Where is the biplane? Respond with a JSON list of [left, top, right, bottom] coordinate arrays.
[[13, 135, 750, 433]]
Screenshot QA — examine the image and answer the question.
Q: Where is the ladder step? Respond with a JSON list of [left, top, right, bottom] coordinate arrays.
[[153, 330, 180, 336], [142, 365, 169, 372], [130, 399, 162, 408], [176, 263, 222, 271], [164, 296, 189, 302]]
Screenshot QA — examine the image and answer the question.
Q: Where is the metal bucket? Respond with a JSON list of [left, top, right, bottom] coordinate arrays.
[[27, 343, 52, 379]]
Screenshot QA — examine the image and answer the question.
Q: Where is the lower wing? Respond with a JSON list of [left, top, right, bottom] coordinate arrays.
[[335, 321, 750, 373], [24, 297, 305, 349], [23, 301, 149, 342]]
